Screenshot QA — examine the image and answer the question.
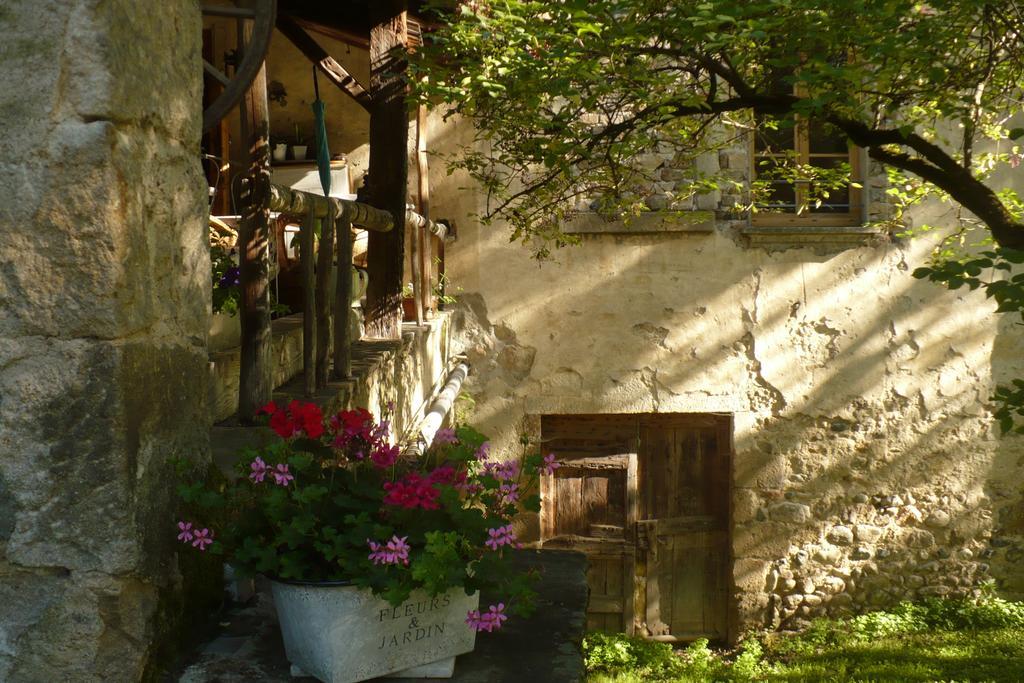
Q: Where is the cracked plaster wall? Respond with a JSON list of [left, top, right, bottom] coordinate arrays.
[[428, 110, 1024, 633], [0, 2, 208, 679]]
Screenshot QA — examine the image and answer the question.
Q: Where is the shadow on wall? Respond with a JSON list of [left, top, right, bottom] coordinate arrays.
[[443, 226, 1024, 633]]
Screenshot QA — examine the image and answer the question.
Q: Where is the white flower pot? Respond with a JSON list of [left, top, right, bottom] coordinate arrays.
[[271, 581, 478, 683], [272, 143, 288, 163], [292, 145, 308, 161], [209, 312, 241, 352]]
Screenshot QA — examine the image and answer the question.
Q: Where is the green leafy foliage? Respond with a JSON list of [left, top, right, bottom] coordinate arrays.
[[584, 596, 1024, 682], [414, 0, 1024, 255], [210, 244, 240, 316]]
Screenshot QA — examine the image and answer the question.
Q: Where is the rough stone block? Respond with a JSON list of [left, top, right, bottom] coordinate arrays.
[[768, 501, 811, 524], [826, 526, 855, 546]]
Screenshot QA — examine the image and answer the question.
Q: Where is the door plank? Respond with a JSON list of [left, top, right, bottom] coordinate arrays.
[[554, 476, 584, 535]]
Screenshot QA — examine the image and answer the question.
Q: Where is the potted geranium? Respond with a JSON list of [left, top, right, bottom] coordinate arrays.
[[175, 401, 553, 683]]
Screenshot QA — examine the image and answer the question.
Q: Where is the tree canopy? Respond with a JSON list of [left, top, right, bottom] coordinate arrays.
[[413, 0, 1024, 253]]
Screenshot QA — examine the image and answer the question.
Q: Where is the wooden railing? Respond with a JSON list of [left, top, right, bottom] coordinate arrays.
[[263, 184, 451, 398]]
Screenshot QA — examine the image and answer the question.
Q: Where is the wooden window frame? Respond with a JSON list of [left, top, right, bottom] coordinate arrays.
[[751, 109, 864, 228]]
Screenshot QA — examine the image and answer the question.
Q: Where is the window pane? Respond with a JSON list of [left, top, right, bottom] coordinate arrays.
[[754, 157, 797, 213], [807, 157, 852, 213], [809, 120, 849, 154]]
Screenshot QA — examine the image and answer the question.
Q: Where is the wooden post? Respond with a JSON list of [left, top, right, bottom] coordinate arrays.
[[236, 20, 273, 422], [315, 210, 335, 388], [301, 207, 316, 397], [364, 0, 409, 340], [416, 104, 431, 320], [409, 206, 424, 326], [333, 209, 353, 379]]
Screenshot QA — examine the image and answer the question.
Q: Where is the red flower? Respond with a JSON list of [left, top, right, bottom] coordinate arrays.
[[383, 473, 441, 510], [370, 444, 400, 469], [329, 408, 376, 448], [263, 400, 324, 440], [427, 464, 467, 487]]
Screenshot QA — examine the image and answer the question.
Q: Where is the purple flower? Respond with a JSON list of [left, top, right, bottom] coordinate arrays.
[[272, 463, 294, 486], [368, 535, 411, 565], [541, 453, 560, 475], [466, 603, 508, 632], [493, 460, 520, 482], [498, 483, 520, 505], [217, 266, 240, 289], [192, 527, 214, 551], [433, 427, 458, 445], [485, 524, 519, 551], [474, 442, 491, 461], [176, 521, 194, 543], [249, 456, 268, 483]]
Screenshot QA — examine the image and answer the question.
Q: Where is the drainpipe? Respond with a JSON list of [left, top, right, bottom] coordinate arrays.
[[408, 361, 469, 455]]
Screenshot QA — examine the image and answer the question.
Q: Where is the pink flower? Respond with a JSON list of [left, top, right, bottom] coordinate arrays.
[[370, 444, 400, 469], [498, 483, 520, 505], [474, 442, 491, 461], [485, 524, 519, 551], [1010, 153, 1022, 169], [486, 603, 508, 629], [368, 535, 411, 565], [176, 521, 194, 543], [493, 460, 519, 482], [541, 453, 560, 475], [433, 427, 458, 445], [249, 456, 268, 483], [466, 603, 508, 632], [272, 463, 294, 486], [192, 527, 214, 551]]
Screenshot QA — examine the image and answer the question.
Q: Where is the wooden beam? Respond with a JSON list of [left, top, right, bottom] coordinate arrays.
[[364, 1, 409, 340], [301, 207, 316, 397], [315, 211, 335, 388], [333, 210, 354, 380], [416, 104, 430, 320], [276, 14, 372, 112], [236, 20, 273, 422]]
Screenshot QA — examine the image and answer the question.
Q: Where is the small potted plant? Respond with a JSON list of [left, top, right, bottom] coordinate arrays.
[[209, 244, 241, 351], [175, 402, 553, 683], [291, 123, 308, 161], [402, 281, 417, 321]]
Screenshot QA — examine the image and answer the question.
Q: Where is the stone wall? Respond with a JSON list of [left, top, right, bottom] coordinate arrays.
[[428, 110, 1024, 634], [0, 1, 208, 680]]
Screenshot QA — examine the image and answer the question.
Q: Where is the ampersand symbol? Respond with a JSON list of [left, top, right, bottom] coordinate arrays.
[[408, 617, 420, 629]]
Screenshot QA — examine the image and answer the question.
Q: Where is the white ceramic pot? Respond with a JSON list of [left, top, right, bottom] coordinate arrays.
[[272, 143, 288, 163], [292, 145, 308, 161], [208, 312, 241, 352], [271, 581, 478, 683]]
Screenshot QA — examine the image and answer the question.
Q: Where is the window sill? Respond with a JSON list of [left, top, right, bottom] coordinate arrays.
[[563, 210, 715, 235], [741, 225, 885, 247]]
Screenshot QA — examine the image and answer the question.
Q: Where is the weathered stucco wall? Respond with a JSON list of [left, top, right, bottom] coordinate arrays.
[[0, 1, 208, 679], [428, 112, 1024, 633]]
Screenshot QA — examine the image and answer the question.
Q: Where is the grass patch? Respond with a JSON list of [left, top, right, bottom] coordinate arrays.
[[583, 596, 1024, 682]]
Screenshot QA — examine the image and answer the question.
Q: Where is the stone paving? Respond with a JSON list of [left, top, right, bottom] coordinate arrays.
[[169, 550, 588, 683]]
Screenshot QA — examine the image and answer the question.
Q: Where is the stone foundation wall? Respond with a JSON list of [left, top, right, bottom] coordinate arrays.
[[0, 1, 207, 679]]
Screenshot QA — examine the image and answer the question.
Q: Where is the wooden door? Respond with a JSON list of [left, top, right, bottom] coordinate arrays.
[[540, 415, 638, 634], [639, 415, 730, 641], [540, 414, 731, 641]]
